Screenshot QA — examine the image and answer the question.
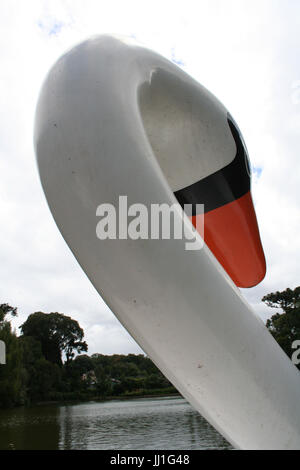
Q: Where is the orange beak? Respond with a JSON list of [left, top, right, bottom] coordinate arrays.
[[191, 191, 266, 288]]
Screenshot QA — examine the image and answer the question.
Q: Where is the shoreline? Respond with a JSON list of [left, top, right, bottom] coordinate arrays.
[[32, 391, 182, 408]]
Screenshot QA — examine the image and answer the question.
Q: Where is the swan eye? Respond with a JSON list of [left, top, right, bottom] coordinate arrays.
[[227, 113, 251, 178]]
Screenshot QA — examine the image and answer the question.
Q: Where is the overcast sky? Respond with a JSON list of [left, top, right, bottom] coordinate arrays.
[[1, 0, 300, 356]]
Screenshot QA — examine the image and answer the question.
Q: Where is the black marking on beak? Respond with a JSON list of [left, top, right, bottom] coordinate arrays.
[[174, 113, 251, 215]]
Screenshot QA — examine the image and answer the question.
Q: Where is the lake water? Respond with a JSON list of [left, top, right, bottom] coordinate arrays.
[[0, 396, 232, 450]]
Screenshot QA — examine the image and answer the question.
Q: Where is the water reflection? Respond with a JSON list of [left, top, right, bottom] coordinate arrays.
[[0, 405, 60, 450], [0, 396, 232, 450]]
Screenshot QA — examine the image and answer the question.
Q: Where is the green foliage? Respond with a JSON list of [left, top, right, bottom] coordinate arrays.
[[264, 286, 300, 369], [0, 303, 17, 323], [19, 336, 62, 403], [0, 307, 24, 407], [20, 312, 88, 365], [0, 303, 177, 408], [3, 286, 300, 409], [263, 287, 300, 312]]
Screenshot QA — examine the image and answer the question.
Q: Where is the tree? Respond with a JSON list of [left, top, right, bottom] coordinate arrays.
[[263, 287, 300, 312], [263, 287, 300, 369], [19, 335, 62, 403], [63, 354, 95, 394], [71, 354, 94, 375], [20, 312, 88, 365], [0, 303, 17, 323], [0, 303, 24, 407]]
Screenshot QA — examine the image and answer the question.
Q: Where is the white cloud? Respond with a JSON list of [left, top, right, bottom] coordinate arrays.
[[1, 0, 300, 354]]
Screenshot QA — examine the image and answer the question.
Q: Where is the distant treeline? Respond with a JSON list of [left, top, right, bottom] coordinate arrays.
[[0, 305, 177, 408], [1, 286, 299, 407]]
